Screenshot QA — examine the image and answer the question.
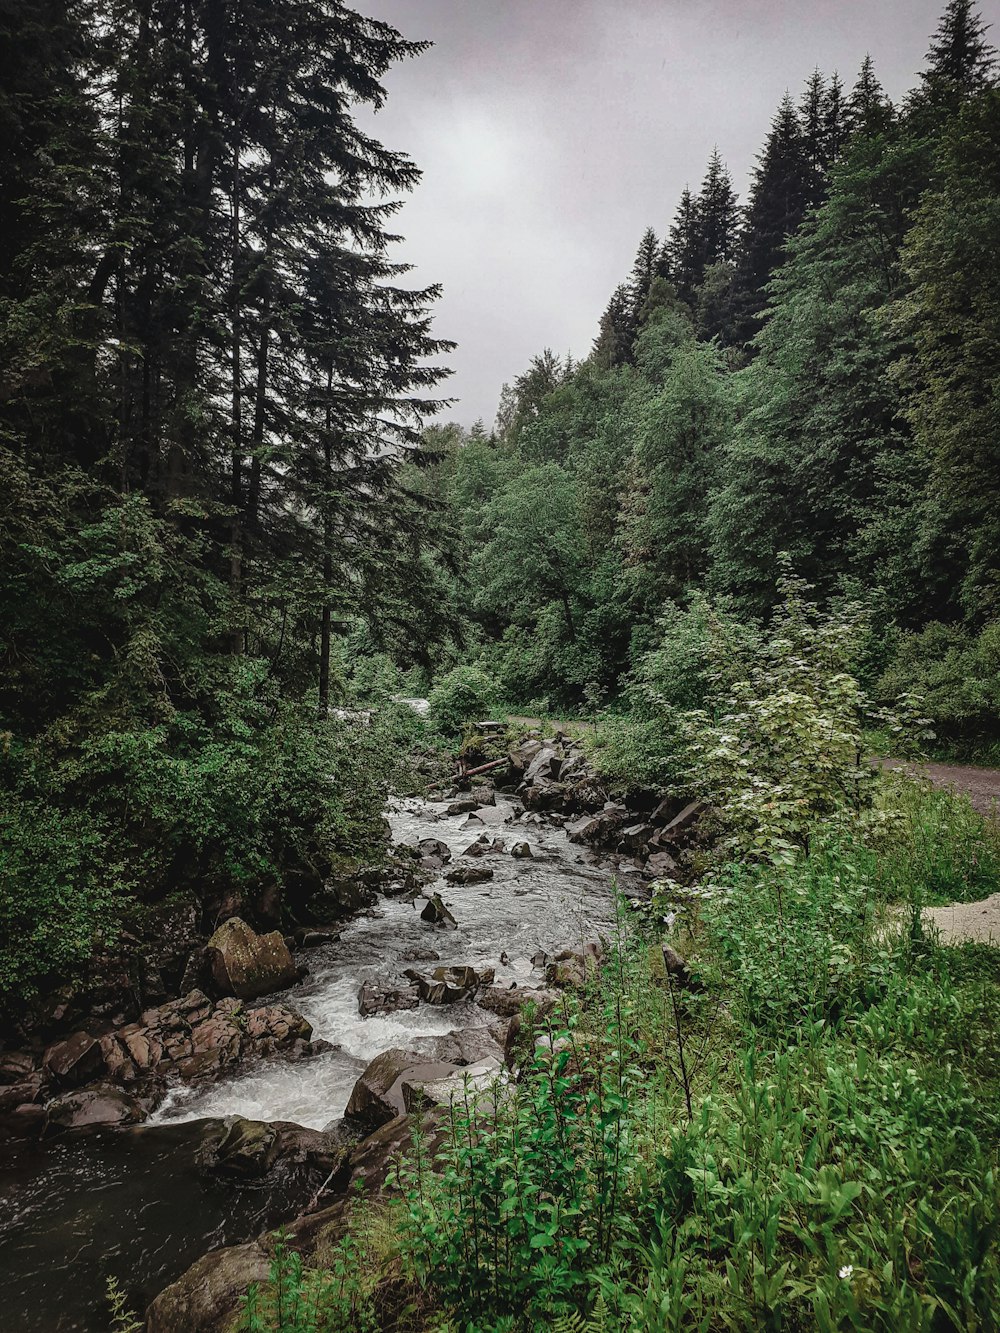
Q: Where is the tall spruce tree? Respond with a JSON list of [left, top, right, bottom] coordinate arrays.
[[734, 92, 813, 338], [698, 147, 739, 267], [667, 186, 703, 304], [919, 0, 996, 104]]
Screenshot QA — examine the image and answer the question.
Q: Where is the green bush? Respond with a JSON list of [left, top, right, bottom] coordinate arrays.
[[0, 668, 400, 1012], [428, 664, 502, 740], [877, 620, 1000, 754]]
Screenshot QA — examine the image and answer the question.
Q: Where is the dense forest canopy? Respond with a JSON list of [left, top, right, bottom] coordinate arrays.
[[0, 0, 452, 1007], [407, 0, 1000, 749]]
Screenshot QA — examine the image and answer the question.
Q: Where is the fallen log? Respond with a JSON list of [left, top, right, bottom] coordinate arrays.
[[457, 757, 509, 779]]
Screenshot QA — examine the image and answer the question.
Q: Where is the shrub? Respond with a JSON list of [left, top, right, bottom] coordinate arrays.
[[428, 664, 502, 740], [876, 619, 1000, 754]]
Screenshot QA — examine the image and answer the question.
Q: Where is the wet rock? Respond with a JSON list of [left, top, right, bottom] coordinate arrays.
[[477, 985, 559, 1020], [617, 822, 656, 853], [45, 1083, 145, 1134], [546, 944, 602, 989], [144, 1239, 271, 1333], [418, 837, 452, 865], [43, 1031, 104, 1087], [463, 804, 509, 828], [401, 946, 440, 963], [445, 863, 494, 886], [403, 965, 495, 1005], [644, 850, 679, 878], [344, 1047, 424, 1129], [357, 977, 419, 1018], [0, 1072, 45, 1114], [345, 1049, 458, 1131], [660, 800, 706, 840], [525, 746, 563, 783], [510, 841, 533, 858], [0, 1052, 37, 1083], [520, 776, 568, 812], [206, 917, 298, 1001], [470, 785, 496, 806], [446, 797, 480, 815], [424, 1026, 509, 1067], [295, 927, 340, 948], [402, 1058, 505, 1114], [420, 894, 457, 929], [200, 1116, 278, 1177], [566, 805, 629, 847]]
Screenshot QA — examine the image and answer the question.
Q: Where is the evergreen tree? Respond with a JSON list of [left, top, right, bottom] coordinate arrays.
[[667, 186, 703, 304], [629, 227, 661, 321], [823, 71, 847, 167], [801, 68, 828, 200], [919, 0, 996, 105], [847, 55, 894, 136], [698, 148, 739, 267], [735, 92, 813, 337], [593, 284, 637, 369]]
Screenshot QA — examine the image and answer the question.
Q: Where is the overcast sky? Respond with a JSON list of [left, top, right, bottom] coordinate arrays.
[[358, 0, 955, 426]]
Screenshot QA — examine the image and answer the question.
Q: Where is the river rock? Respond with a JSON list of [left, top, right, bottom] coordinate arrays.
[[510, 841, 533, 858], [206, 917, 298, 1001], [423, 1026, 509, 1067], [345, 1049, 460, 1131], [477, 985, 559, 1020], [44, 1083, 145, 1134], [402, 965, 495, 1005], [357, 976, 419, 1017], [145, 1239, 271, 1333], [401, 946, 440, 963], [420, 893, 457, 928], [402, 1058, 505, 1114], [43, 1031, 104, 1087], [446, 797, 479, 815], [445, 863, 494, 886]]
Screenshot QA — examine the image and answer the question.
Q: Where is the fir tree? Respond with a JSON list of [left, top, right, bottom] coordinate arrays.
[[667, 186, 703, 304], [919, 0, 996, 104], [698, 147, 739, 267], [847, 55, 894, 136]]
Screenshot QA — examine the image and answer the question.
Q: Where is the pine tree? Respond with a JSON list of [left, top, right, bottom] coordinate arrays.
[[593, 284, 637, 368], [847, 55, 894, 136], [919, 0, 996, 104], [667, 186, 703, 304], [823, 71, 847, 168], [628, 227, 661, 323], [734, 92, 812, 337], [698, 148, 739, 267], [801, 68, 828, 201]]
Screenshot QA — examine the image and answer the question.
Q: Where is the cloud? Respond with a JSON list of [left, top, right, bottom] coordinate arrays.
[[358, 0, 948, 425]]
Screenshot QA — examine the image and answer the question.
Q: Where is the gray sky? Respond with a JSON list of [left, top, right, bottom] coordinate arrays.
[[359, 0, 954, 425]]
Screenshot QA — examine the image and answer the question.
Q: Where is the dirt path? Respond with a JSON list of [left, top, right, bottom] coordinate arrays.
[[880, 758, 1000, 817], [878, 758, 1000, 944]]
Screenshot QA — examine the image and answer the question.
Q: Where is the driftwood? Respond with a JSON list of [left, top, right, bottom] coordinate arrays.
[[457, 757, 509, 779]]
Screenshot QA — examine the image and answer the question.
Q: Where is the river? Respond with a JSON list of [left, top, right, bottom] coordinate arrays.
[[0, 793, 619, 1331]]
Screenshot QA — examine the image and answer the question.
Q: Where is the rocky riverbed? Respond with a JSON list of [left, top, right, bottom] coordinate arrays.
[[0, 729, 707, 1331]]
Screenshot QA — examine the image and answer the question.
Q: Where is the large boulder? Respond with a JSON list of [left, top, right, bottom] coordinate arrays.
[[357, 976, 419, 1018], [420, 894, 457, 928], [44, 1083, 146, 1134], [445, 864, 494, 886], [145, 1239, 271, 1333], [43, 1031, 104, 1087], [402, 1059, 505, 1115], [206, 917, 298, 1001], [403, 965, 495, 1005], [344, 1048, 460, 1131]]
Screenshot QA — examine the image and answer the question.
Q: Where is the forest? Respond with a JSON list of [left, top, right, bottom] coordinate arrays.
[[2, 1, 1000, 1331]]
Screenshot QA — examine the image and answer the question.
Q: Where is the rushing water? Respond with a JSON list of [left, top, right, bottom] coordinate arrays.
[[0, 794, 618, 1331]]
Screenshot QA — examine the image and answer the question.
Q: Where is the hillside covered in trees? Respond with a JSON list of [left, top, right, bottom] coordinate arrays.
[[408, 0, 1000, 754]]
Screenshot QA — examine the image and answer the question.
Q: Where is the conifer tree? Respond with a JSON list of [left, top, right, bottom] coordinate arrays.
[[734, 92, 812, 337], [847, 55, 894, 135], [698, 148, 739, 267], [919, 0, 996, 104], [667, 186, 703, 304], [628, 227, 661, 323]]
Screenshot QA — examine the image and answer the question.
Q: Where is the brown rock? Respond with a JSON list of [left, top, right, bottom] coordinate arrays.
[[445, 864, 494, 886], [344, 1048, 424, 1129], [45, 1084, 144, 1133], [206, 917, 298, 1001], [477, 985, 559, 1020], [43, 1032, 104, 1087], [144, 1240, 270, 1333]]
